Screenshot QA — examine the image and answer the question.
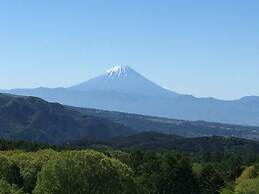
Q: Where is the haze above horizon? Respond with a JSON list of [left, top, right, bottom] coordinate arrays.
[[1, 0, 259, 100]]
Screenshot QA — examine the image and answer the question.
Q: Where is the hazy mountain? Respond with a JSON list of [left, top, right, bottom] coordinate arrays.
[[70, 65, 179, 97], [3, 65, 259, 126], [75, 107, 259, 140], [1, 92, 259, 146], [0, 93, 133, 144]]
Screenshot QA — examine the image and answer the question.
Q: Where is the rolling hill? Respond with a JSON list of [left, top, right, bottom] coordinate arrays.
[[1, 92, 259, 145], [74, 107, 259, 140], [0, 93, 133, 144]]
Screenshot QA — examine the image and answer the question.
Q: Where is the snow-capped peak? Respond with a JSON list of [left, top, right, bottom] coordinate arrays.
[[69, 65, 179, 97], [106, 65, 133, 78]]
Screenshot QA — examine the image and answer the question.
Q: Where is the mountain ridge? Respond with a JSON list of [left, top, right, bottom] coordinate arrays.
[[0, 93, 134, 144], [2, 65, 259, 126], [74, 106, 259, 140], [1, 92, 259, 145]]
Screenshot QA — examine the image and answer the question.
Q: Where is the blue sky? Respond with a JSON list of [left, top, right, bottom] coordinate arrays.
[[0, 0, 258, 99]]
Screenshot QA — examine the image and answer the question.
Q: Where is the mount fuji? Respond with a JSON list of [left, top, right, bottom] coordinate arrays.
[[3, 65, 259, 126], [69, 65, 178, 97]]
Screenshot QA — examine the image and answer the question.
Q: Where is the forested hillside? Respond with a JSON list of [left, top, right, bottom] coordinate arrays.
[[0, 93, 133, 144], [76, 107, 259, 140], [107, 132, 259, 153], [2, 92, 259, 145]]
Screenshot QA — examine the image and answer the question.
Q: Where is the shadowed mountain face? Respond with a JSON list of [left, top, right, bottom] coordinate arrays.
[[3, 65, 259, 126], [74, 107, 259, 141], [0, 93, 133, 144]]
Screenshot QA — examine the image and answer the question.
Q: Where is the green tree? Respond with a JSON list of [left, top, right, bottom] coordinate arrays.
[[135, 152, 161, 194], [226, 155, 243, 181], [33, 150, 139, 194], [220, 188, 234, 194], [200, 164, 225, 194], [234, 177, 259, 194], [0, 155, 23, 187], [133, 152, 199, 194], [9, 149, 58, 193], [158, 153, 199, 194], [0, 179, 25, 194], [129, 151, 144, 176]]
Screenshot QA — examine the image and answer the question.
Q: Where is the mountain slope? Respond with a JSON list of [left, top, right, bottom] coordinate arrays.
[[75, 107, 259, 140], [70, 65, 178, 97], [108, 131, 259, 153], [3, 65, 259, 126], [1, 92, 259, 145], [0, 93, 133, 144]]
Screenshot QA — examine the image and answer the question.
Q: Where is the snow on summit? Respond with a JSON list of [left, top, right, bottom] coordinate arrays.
[[106, 65, 132, 78], [107, 65, 130, 74], [69, 65, 178, 97]]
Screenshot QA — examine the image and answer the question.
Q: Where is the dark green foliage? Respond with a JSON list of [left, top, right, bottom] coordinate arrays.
[[0, 179, 25, 194], [251, 164, 259, 178], [128, 151, 199, 194], [225, 155, 243, 181], [158, 153, 199, 194], [108, 132, 259, 153], [0, 139, 58, 152], [0, 155, 23, 187], [199, 165, 225, 194]]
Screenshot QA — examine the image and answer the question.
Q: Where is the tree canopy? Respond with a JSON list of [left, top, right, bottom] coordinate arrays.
[[33, 150, 139, 194]]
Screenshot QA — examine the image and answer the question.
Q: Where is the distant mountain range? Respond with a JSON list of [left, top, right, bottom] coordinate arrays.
[[1, 93, 259, 144], [2, 65, 259, 126]]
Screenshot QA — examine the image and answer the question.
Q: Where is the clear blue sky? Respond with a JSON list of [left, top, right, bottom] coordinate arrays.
[[1, 0, 258, 99]]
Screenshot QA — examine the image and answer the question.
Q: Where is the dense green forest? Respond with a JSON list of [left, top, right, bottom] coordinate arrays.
[[0, 139, 259, 194], [97, 131, 259, 153]]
